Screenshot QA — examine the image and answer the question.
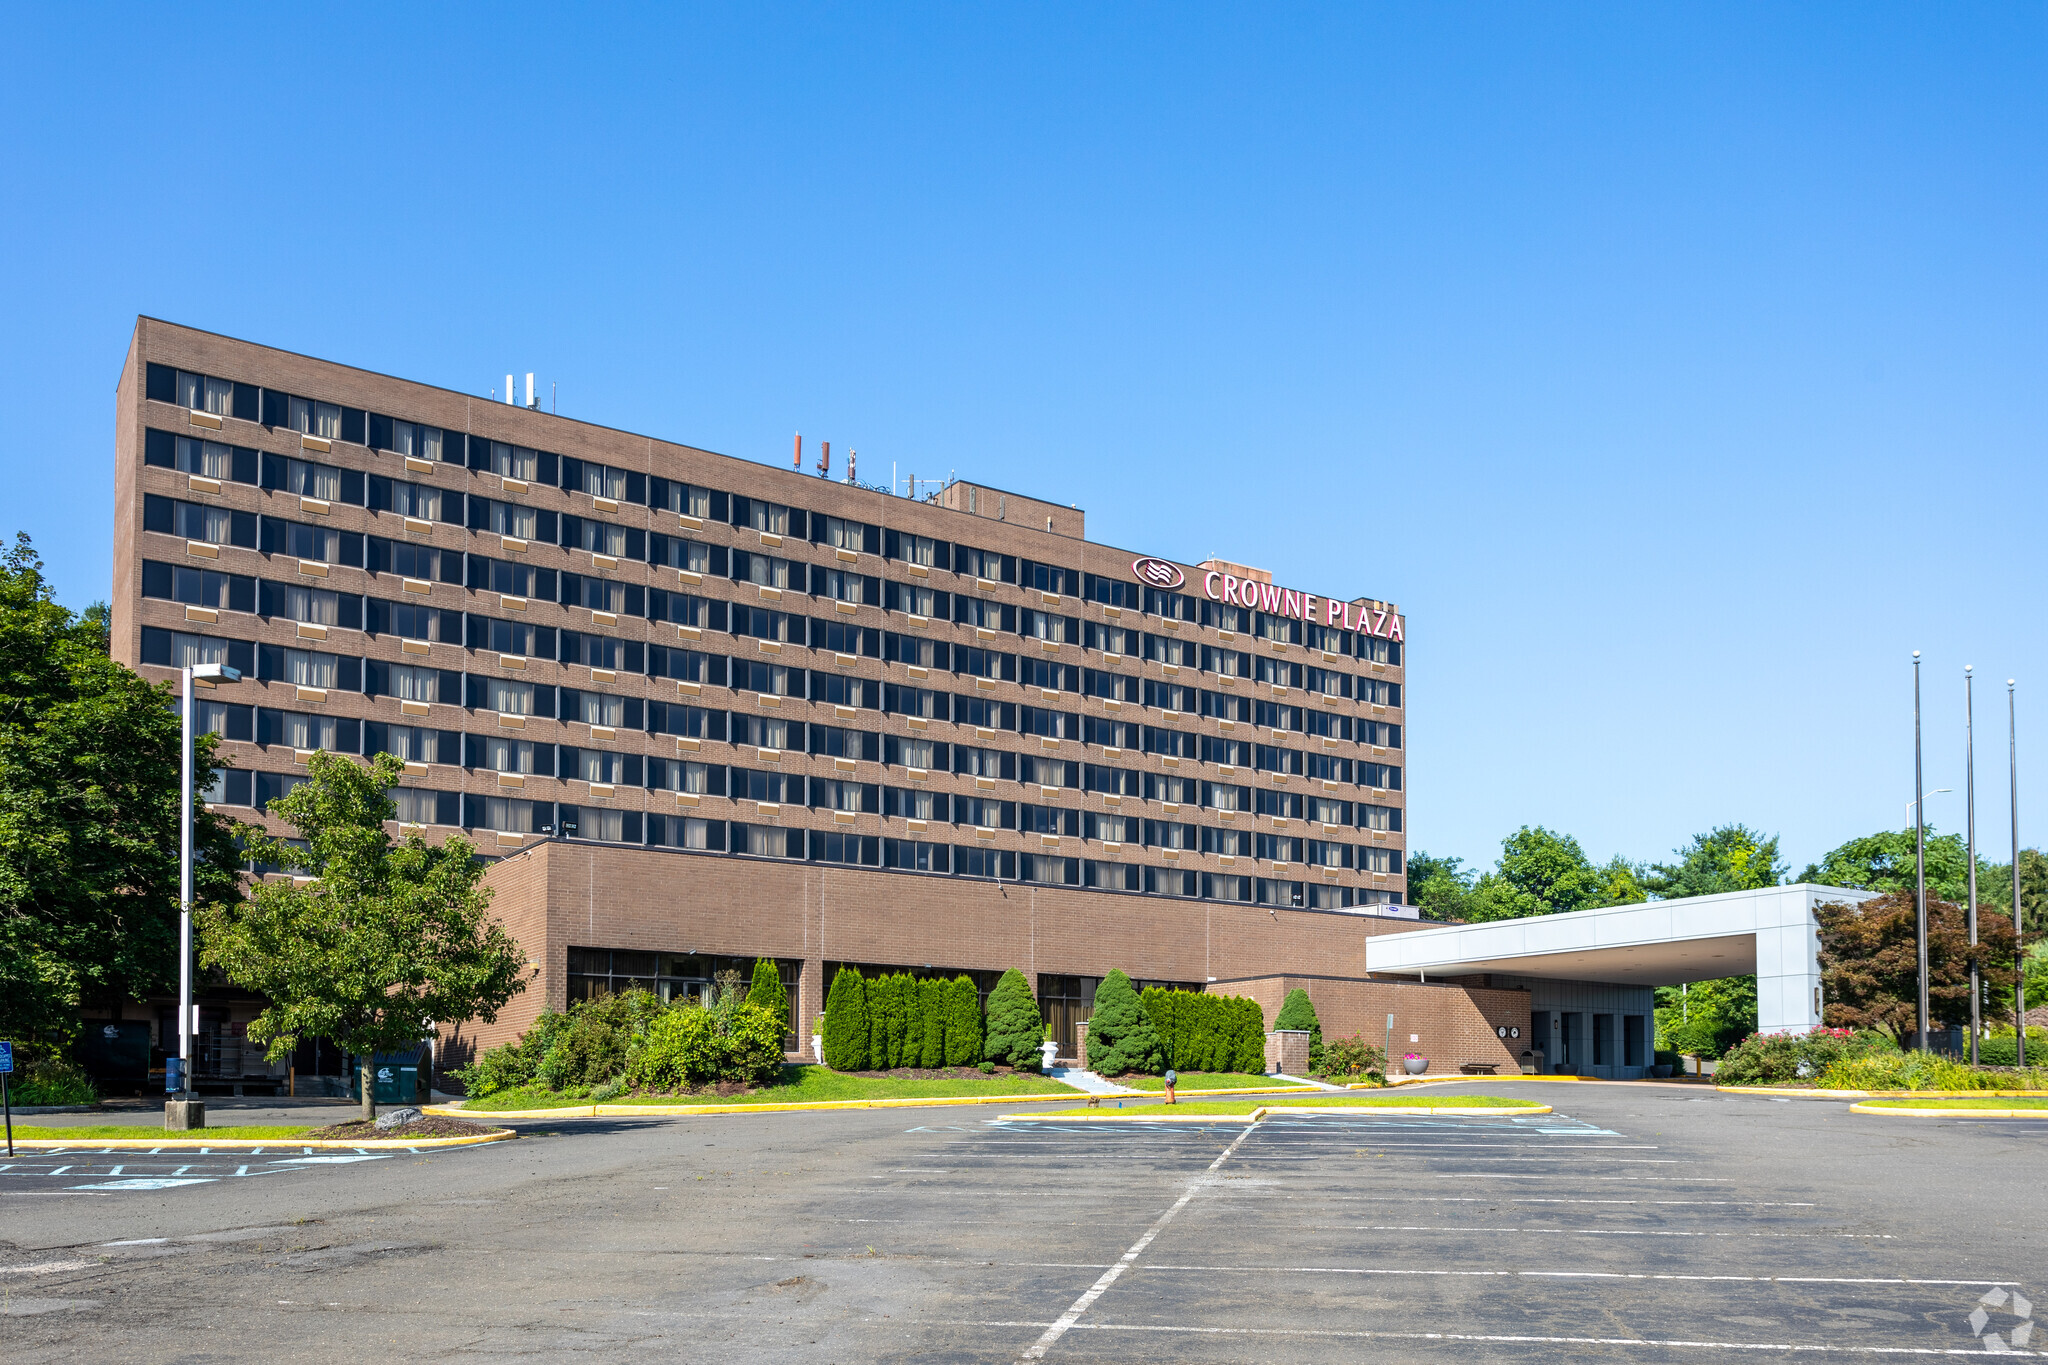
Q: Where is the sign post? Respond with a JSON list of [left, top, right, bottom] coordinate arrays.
[[1, 1040, 14, 1157]]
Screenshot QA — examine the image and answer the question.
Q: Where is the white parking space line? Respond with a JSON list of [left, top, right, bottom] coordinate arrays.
[[1308, 1225, 1893, 1240], [967, 1320, 2024, 1355], [1018, 1120, 1261, 1361], [1137, 1264, 2020, 1287]]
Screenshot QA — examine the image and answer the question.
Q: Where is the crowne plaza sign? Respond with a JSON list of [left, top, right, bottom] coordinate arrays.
[[1130, 557, 1403, 641]]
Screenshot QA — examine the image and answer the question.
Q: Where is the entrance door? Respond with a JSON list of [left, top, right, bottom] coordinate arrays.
[[1531, 1012, 1551, 1073]]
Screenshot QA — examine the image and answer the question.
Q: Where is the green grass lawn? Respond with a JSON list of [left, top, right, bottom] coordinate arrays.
[[460, 1066, 1083, 1112], [6, 1124, 316, 1140], [1034, 1094, 1545, 1117], [1115, 1072, 1311, 1091], [1861, 1096, 2048, 1110]]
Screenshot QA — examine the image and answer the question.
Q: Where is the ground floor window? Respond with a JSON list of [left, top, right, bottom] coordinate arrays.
[[566, 948, 800, 1046]]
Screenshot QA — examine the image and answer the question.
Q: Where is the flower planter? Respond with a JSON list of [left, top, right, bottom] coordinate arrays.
[[1403, 1057, 1428, 1076], [1040, 1041, 1060, 1071]]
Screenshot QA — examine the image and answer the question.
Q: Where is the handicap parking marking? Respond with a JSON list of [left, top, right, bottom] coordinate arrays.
[[0, 1143, 462, 1194]]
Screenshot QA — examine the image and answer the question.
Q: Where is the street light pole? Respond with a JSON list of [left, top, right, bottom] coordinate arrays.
[[2013, 680, 2026, 1068], [1966, 666, 1979, 1065], [171, 661, 240, 1130], [1914, 652, 1930, 1051], [1905, 790, 1952, 829]]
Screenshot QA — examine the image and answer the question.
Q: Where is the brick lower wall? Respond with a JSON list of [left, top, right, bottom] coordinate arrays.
[[443, 841, 1529, 1079]]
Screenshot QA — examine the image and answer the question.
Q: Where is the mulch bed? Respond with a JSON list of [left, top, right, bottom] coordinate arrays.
[[297, 1114, 508, 1140]]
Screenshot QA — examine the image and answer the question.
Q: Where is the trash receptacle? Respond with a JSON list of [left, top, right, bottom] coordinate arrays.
[[348, 1047, 426, 1104]]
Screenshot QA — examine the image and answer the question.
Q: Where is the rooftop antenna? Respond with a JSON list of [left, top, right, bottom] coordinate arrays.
[[793, 433, 802, 471], [818, 440, 831, 478], [526, 373, 537, 410], [847, 449, 856, 484], [504, 374, 514, 406]]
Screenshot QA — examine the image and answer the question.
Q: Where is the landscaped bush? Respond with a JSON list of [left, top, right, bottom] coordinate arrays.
[[10, 1049, 99, 1106], [1714, 1028, 1895, 1086], [1315, 1034, 1386, 1082], [823, 966, 869, 1070], [984, 968, 1043, 1070], [1273, 988, 1323, 1071], [453, 1005, 573, 1098], [746, 958, 788, 1026], [537, 989, 666, 1092], [625, 999, 785, 1090], [1140, 987, 1266, 1074], [944, 976, 982, 1067], [1977, 1030, 2048, 1067], [1817, 1050, 2048, 1092], [1085, 970, 1161, 1076]]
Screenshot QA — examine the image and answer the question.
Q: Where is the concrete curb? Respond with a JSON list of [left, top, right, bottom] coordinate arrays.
[[997, 1103, 1555, 1122], [426, 1089, 1093, 1120], [1849, 1102, 2048, 1118], [1718, 1086, 2048, 1100], [3, 1130, 517, 1151]]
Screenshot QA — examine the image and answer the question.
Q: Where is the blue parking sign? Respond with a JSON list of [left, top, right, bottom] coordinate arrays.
[[0, 1040, 12, 1073]]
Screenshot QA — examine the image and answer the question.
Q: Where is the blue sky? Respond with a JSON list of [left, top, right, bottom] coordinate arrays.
[[3, 6, 2042, 877]]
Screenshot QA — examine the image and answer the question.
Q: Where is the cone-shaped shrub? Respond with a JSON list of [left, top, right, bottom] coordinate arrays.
[[1085, 970, 1161, 1076], [944, 976, 982, 1066], [983, 968, 1043, 1069], [1274, 986, 1321, 1070], [868, 973, 899, 1069], [747, 958, 788, 1029], [823, 966, 868, 1071], [916, 977, 946, 1068]]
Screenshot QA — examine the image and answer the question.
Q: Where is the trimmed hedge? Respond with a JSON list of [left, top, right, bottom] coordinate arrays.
[[823, 966, 869, 1070], [944, 975, 982, 1067], [1141, 987, 1266, 1074]]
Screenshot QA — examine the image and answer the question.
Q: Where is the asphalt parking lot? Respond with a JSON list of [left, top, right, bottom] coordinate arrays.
[[2, 1082, 2041, 1361]]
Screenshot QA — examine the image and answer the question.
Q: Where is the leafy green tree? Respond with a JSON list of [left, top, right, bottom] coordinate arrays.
[[1654, 976, 1757, 1058], [822, 966, 868, 1069], [1084, 970, 1160, 1075], [1645, 824, 1785, 899], [943, 975, 982, 1067], [1405, 851, 1474, 920], [0, 533, 244, 1043], [1465, 826, 1606, 922], [983, 968, 1043, 1070], [1965, 849, 2047, 937], [1799, 828, 1976, 904], [197, 751, 528, 1121], [1592, 855, 1649, 907], [745, 958, 788, 1034], [1273, 986, 1322, 1069]]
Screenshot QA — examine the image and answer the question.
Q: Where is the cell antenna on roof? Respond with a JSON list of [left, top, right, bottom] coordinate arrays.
[[504, 374, 515, 406], [793, 432, 802, 470], [819, 440, 831, 478], [525, 373, 536, 410], [847, 449, 856, 484]]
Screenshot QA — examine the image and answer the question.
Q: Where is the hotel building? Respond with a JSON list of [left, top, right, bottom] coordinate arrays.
[[110, 318, 1551, 1085]]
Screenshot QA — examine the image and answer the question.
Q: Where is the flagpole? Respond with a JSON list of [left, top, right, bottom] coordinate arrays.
[[1914, 652, 1929, 1051]]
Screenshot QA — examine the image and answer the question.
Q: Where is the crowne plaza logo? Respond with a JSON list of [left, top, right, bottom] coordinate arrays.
[[1131, 557, 1185, 589]]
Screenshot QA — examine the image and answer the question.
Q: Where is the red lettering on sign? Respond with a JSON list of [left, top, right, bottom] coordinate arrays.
[[1257, 581, 1281, 613]]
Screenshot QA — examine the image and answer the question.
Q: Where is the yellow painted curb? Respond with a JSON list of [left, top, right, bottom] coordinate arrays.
[[998, 1103, 1553, 1122], [1720, 1086, 2048, 1100], [1849, 1102, 2048, 1118], [428, 1089, 1092, 1120], [5, 1130, 517, 1151]]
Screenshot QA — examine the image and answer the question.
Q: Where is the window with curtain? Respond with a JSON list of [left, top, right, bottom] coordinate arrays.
[[390, 481, 442, 519], [485, 442, 538, 479], [282, 587, 339, 625], [171, 502, 232, 543], [175, 371, 234, 415], [484, 738, 536, 773], [482, 796, 535, 832], [281, 649, 337, 687], [168, 632, 227, 668], [289, 397, 342, 439], [389, 421, 446, 461], [487, 502, 537, 538], [174, 437, 231, 477], [569, 691, 625, 726], [382, 725, 442, 763], [283, 458, 341, 499], [574, 750, 623, 783], [390, 663, 439, 702], [487, 678, 535, 714], [657, 760, 713, 794], [284, 523, 340, 562], [392, 788, 442, 824]]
